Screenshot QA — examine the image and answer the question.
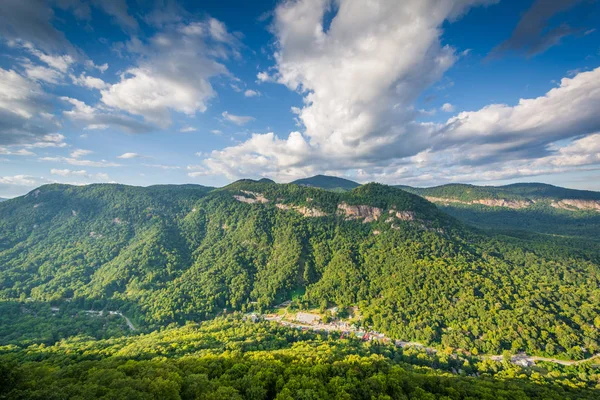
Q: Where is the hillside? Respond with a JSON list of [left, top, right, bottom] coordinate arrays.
[[398, 183, 600, 238], [1, 180, 599, 362], [2, 316, 598, 399], [291, 174, 360, 191]]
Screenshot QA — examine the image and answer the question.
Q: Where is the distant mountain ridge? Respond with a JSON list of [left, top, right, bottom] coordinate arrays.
[[394, 182, 600, 239], [1, 179, 600, 361], [291, 174, 360, 191], [398, 182, 600, 203]]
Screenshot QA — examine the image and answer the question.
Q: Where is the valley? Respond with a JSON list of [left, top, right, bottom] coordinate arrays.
[[1, 177, 600, 398]]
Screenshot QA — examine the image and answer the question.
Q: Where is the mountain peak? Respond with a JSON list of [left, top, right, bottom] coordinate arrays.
[[291, 175, 360, 191]]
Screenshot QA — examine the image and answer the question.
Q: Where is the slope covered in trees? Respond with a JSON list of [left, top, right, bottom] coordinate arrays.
[[0, 180, 599, 361], [397, 183, 600, 239], [291, 174, 360, 191], [2, 317, 599, 399]]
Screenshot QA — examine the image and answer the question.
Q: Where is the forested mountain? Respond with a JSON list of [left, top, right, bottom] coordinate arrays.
[[3, 316, 599, 399], [291, 174, 360, 191], [1, 180, 599, 361], [398, 182, 600, 203], [397, 183, 600, 239]]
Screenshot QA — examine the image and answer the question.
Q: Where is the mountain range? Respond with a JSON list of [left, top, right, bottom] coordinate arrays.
[[1, 177, 599, 358]]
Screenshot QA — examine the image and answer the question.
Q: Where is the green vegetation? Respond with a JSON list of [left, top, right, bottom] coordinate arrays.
[[291, 174, 360, 191], [1, 180, 600, 398], [1, 317, 599, 399], [0, 301, 132, 346], [397, 182, 600, 239], [1, 181, 599, 360], [398, 182, 600, 202]]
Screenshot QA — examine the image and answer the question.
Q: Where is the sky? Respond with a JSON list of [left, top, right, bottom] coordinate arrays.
[[0, 0, 599, 197]]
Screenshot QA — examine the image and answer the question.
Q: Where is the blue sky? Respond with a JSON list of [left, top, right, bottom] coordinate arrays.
[[0, 0, 599, 197]]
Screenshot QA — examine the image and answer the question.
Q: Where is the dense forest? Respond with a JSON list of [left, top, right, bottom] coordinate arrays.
[[389, 183, 600, 239], [1, 180, 599, 361], [2, 316, 599, 399]]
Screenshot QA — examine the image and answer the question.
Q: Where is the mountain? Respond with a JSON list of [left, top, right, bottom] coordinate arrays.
[[291, 174, 360, 191], [0, 198, 6, 202], [1, 180, 599, 362], [397, 183, 600, 239]]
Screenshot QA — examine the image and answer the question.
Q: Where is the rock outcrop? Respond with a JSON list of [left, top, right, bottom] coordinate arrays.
[[426, 196, 533, 209], [337, 202, 382, 222], [275, 203, 327, 217], [551, 199, 600, 212], [233, 190, 269, 204]]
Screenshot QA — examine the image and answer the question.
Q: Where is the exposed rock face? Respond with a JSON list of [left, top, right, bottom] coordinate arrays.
[[276, 203, 327, 217], [426, 196, 533, 209], [337, 202, 382, 222], [473, 199, 533, 209], [233, 190, 269, 204], [551, 199, 600, 211], [389, 210, 416, 221]]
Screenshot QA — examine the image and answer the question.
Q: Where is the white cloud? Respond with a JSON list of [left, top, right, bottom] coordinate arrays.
[[211, 129, 222, 135], [117, 152, 142, 159], [61, 96, 154, 133], [85, 60, 109, 73], [202, 0, 600, 185], [22, 62, 64, 84], [70, 149, 93, 158], [51, 168, 88, 177], [143, 163, 181, 170], [40, 156, 121, 167], [222, 111, 254, 126], [0, 67, 60, 146], [70, 73, 109, 90], [256, 71, 272, 82], [204, 0, 492, 180], [180, 126, 197, 132], [100, 18, 240, 127], [441, 103, 455, 112], [0, 68, 47, 120], [50, 168, 111, 182], [0, 148, 35, 156], [244, 89, 260, 97], [436, 67, 600, 163], [0, 175, 39, 186], [22, 43, 75, 73]]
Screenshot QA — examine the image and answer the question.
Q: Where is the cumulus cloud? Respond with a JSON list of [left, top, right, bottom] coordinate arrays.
[[201, 0, 600, 185], [70, 73, 109, 90], [100, 18, 240, 126], [0, 67, 61, 146], [436, 67, 600, 164], [61, 97, 155, 133], [203, 0, 492, 179], [441, 103, 455, 112], [70, 149, 92, 158], [221, 111, 255, 126], [244, 89, 260, 97]]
